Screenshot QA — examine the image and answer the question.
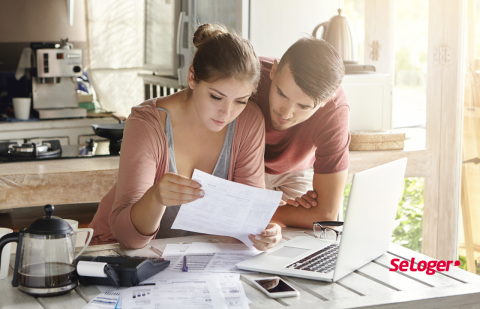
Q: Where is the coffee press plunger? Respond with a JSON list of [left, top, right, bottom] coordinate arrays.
[[0, 204, 92, 296]]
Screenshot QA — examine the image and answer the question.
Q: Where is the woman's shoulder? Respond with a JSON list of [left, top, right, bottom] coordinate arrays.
[[233, 102, 265, 146], [237, 102, 265, 127]]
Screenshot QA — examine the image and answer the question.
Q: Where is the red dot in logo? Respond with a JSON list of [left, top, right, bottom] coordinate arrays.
[[454, 260, 460, 266]]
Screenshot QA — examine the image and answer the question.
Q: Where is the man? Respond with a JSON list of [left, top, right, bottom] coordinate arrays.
[[250, 37, 350, 229]]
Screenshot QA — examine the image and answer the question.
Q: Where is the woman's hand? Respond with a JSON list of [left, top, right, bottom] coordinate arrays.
[[286, 190, 318, 208], [154, 173, 204, 206], [249, 223, 282, 251]]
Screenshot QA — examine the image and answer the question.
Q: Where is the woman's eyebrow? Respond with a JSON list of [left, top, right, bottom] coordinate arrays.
[[210, 88, 251, 99]]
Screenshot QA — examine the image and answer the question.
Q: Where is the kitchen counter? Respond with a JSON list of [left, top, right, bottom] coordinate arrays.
[[0, 156, 119, 209], [0, 147, 431, 210], [0, 117, 117, 132]]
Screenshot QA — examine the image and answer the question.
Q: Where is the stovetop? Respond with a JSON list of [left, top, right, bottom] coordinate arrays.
[[0, 140, 119, 163]]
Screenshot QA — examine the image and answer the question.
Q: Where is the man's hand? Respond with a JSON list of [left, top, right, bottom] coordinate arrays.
[[271, 170, 348, 229], [248, 223, 282, 251], [285, 190, 318, 208]]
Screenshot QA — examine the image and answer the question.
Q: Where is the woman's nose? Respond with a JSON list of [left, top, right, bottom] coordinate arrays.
[[219, 101, 232, 118]]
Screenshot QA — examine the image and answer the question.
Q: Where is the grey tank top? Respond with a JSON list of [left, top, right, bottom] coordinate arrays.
[[156, 107, 236, 238]]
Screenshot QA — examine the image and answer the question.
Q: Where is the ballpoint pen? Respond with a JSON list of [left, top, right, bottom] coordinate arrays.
[[182, 255, 188, 272]]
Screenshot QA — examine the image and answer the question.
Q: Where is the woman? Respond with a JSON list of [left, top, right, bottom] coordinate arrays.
[[89, 24, 282, 251]]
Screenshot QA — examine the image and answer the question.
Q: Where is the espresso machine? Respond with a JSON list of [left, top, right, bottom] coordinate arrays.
[[31, 39, 86, 119]]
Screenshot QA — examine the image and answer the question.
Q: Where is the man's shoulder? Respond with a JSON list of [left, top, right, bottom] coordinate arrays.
[[259, 56, 278, 71]]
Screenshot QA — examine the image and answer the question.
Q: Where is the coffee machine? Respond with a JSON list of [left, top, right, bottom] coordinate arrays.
[[31, 39, 86, 119]]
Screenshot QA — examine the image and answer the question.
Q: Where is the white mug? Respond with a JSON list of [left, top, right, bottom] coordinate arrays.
[[12, 98, 31, 120], [64, 219, 93, 258], [0, 228, 13, 280]]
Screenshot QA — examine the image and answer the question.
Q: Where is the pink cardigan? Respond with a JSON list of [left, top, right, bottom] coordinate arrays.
[[89, 99, 266, 249]]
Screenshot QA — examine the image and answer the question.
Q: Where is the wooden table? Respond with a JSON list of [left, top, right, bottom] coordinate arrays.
[[2, 228, 480, 309]]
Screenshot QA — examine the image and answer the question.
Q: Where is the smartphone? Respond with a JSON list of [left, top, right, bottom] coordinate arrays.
[[251, 277, 299, 298]]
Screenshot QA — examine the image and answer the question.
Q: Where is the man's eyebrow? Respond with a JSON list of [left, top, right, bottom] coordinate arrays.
[[276, 85, 289, 99], [277, 86, 313, 108], [210, 88, 250, 99]]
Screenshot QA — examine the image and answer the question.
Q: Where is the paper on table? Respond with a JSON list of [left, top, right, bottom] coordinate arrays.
[[82, 290, 121, 309], [172, 169, 282, 246], [145, 243, 259, 277], [186, 242, 261, 273], [185, 242, 261, 254], [123, 273, 228, 309], [217, 273, 249, 309]]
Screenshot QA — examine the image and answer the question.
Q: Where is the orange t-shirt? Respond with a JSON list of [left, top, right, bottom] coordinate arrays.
[[251, 57, 350, 175], [89, 99, 266, 249]]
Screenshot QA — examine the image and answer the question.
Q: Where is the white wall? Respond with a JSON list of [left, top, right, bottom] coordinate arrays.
[[250, 0, 342, 57], [86, 0, 145, 117], [0, 0, 86, 42]]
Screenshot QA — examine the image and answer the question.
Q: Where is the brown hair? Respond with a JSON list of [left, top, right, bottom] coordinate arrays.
[[277, 36, 345, 107], [191, 23, 261, 89]]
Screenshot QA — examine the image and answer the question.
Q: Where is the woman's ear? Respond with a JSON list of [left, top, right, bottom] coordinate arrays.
[[187, 66, 196, 90]]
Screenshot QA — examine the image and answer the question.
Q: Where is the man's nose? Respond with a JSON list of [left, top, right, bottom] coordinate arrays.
[[280, 102, 294, 119]]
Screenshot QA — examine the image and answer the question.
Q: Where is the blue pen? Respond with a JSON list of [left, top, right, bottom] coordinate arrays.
[[182, 255, 188, 272]]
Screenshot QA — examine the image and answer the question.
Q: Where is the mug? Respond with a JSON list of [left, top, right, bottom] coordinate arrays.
[[0, 228, 13, 280], [12, 98, 31, 120], [63, 219, 93, 257]]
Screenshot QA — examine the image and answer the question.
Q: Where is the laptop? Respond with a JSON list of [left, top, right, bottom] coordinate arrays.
[[236, 158, 408, 282]]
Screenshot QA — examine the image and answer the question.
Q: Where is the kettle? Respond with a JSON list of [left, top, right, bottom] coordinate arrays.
[[0, 204, 93, 296], [312, 9, 359, 64]]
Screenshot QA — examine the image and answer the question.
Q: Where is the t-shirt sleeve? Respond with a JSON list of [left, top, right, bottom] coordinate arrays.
[[313, 92, 351, 174], [230, 103, 266, 189], [109, 118, 162, 249]]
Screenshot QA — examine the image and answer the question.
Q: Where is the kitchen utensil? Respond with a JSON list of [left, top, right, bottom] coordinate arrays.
[[312, 9, 358, 64], [0, 204, 92, 296], [91, 113, 126, 155], [13, 98, 31, 120]]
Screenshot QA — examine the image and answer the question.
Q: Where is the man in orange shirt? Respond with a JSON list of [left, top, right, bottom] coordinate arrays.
[[250, 37, 350, 229]]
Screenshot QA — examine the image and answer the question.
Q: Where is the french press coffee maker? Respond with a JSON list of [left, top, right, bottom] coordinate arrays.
[[0, 204, 92, 296]]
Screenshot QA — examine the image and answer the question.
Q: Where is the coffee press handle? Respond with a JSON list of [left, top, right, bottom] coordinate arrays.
[[0, 232, 19, 271], [75, 228, 94, 259]]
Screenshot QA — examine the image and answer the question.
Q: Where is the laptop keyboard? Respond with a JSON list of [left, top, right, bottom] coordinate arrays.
[[285, 244, 339, 273]]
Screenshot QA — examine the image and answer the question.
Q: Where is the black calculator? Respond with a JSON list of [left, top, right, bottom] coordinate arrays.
[[75, 255, 170, 287]]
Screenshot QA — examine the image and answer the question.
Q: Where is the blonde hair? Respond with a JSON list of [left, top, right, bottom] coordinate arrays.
[[190, 23, 261, 89]]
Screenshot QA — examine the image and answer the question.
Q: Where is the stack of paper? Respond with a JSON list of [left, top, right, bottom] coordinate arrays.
[[122, 273, 249, 309], [84, 243, 255, 309]]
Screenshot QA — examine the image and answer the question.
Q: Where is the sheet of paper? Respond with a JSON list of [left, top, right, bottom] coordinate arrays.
[[185, 242, 260, 254], [172, 169, 282, 246], [186, 242, 260, 273], [82, 290, 121, 309], [123, 273, 227, 309], [217, 273, 249, 309]]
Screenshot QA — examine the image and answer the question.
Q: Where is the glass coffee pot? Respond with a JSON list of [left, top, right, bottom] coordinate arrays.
[[0, 204, 92, 296]]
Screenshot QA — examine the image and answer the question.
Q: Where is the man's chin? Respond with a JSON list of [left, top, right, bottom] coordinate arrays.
[[271, 120, 292, 131]]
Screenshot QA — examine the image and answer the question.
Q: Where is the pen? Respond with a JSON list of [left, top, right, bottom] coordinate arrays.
[[182, 255, 188, 272]]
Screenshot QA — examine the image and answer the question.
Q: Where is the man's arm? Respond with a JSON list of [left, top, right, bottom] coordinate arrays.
[[271, 170, 348, 229]]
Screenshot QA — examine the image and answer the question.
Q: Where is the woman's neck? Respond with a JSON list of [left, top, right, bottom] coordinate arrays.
[[175, 90, 211, 132]]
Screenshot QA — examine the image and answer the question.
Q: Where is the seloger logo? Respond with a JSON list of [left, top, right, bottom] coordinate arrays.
[[389, 258, 460, 275]]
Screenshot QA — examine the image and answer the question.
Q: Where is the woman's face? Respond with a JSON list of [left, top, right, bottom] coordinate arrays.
[[188, 71, 254, 132]]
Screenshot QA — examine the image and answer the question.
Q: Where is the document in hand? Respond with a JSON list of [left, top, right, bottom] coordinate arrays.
[[172, 169, 283, 247]]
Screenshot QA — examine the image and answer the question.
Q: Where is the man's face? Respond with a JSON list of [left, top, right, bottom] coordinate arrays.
[[268, 60, 321, 131]]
